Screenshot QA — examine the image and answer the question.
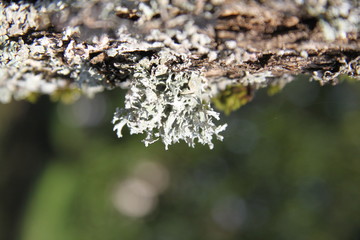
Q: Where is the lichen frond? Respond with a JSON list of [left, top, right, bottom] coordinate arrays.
[[112, 52, 227, 149]]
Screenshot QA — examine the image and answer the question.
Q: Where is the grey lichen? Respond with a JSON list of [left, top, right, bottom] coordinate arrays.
[[0, 3, 104, 103], [0, 36, 70, 103], [0, 2, 50, 37], [113, 50, 227, 149]]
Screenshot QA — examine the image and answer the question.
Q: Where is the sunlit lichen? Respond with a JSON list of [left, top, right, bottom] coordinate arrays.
[[112, 51, 227, 149]]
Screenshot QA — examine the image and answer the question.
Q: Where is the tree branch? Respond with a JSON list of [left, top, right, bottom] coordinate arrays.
[[0, 0, 359, 148]]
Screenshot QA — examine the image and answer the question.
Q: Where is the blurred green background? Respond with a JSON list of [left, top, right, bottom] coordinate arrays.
[[1, 76, 360, 240]]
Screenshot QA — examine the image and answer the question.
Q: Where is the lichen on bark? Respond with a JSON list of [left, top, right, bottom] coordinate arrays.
[[0, 0, 359, 148]]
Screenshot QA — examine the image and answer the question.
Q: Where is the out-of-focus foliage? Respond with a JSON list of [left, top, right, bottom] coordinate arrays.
[[1, 76, 360, 240], [49, 88, 82, 104], [212, 84, 254, 115], [267, 84, 283, 96]]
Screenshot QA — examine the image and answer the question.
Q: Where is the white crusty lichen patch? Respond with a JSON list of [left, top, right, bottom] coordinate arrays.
[[0, 2, 105, 103], [0, 32, 82, 103], [0, 2, 49, 37], [112, 51, 227, 149], [0, 35, 103, 103], [300, 0, 360, 41]]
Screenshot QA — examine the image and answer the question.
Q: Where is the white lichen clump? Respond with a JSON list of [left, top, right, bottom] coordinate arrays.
[[113, 51, 227, 149]]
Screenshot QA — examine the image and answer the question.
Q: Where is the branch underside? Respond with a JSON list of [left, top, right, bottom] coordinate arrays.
[[0, 0, 359, 148]]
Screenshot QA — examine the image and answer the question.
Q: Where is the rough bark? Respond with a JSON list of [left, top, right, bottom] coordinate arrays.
[[1, 0, 359, 91]]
